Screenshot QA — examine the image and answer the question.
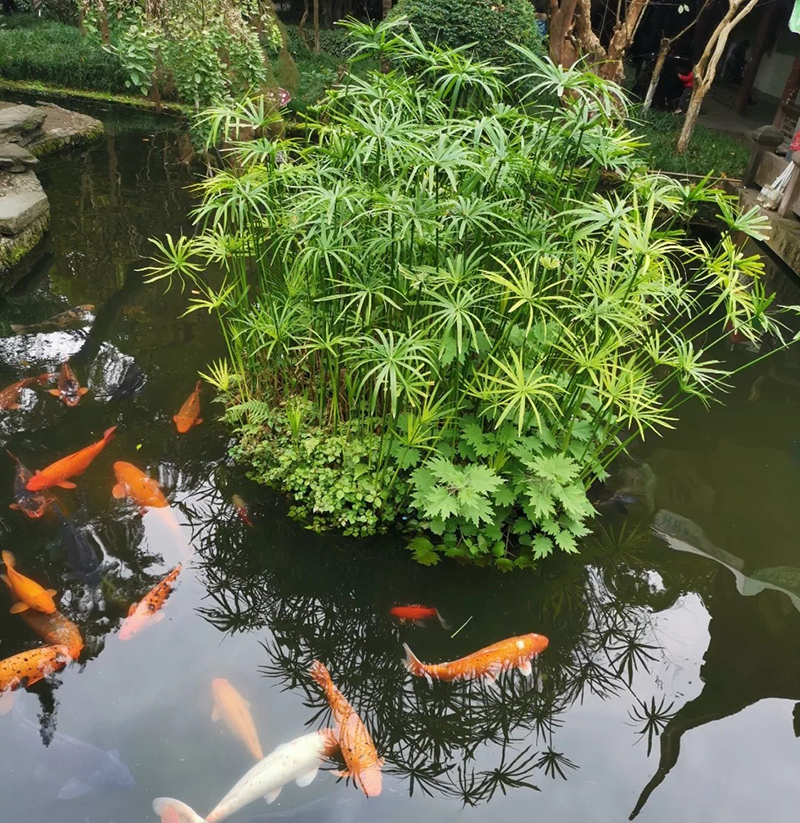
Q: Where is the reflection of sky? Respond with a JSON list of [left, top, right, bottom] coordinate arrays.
[[0, 330, 89, 367]]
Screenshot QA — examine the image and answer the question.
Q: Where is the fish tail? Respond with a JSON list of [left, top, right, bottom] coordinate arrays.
[[435, 610, 451, 631], [103, 425, 118, 440], [9, 324, 24, 333], [152, 797, 206, 823], [309, 659, 332, 690], [2, 551, 15, 571], [402, 642, 426, 676], [194, 380, 202, 392], [38, 373, 55, 385], [6, 450, 19, 465]]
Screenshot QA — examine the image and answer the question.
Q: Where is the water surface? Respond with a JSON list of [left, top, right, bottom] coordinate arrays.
[[1, 108, 799, 822]]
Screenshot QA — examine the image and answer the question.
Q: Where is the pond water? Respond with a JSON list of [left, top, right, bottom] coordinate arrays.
[[1, 109, 800, 823]]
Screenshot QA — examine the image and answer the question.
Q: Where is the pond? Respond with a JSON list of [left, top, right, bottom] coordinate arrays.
[[1, 108, 799, 823]]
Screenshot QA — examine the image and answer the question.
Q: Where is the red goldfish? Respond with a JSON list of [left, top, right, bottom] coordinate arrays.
[[309, 660, 382, 797], [26, 426, 117, 492], [48, 361, 89, 406], [390, 605, 449, 628], [211, 678, 264, 761], [2, 551, 57, 614], [0, 644, 70, 693], [0, 373, 53, 410], [403, 633, 549, 684], [119, 565, 181, 641], [173, 381, 203, 433], [112, 461, 169, 509], [232, 494, 253, 527], [8, 451, 53, 519]]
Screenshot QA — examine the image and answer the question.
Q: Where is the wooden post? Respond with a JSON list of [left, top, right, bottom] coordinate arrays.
[[743, 124, 782, 186], [774, 55, 800, 127], [736, 0, 778, 115]]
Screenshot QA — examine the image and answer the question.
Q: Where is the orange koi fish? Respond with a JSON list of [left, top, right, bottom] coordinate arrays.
[[0, 644, 70, 693], [2, 551, 57, 614], [15, 604, 84, 660], [390, 605, 449, 629], [403, 633, 549, 684], [26, 426, 117, 492], [173, 381, 203, 433], [119, 565, 181, 641], [309, 660, 382, 797], [231, 494, 253, 527], [0, 373, 54, 410], [8, 451, 53, 519], [48, 361, 89, 407], [211, 678, 264, 761], [112, 461, 169, 509]]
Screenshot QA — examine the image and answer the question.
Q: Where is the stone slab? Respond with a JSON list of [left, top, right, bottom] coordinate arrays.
[[0, 142, 37, 172], [0, 104, 45, 146], [0, 190, 49, 236]]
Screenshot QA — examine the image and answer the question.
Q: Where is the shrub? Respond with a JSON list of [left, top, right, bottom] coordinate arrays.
[[388, 0, 542, 68], [147, 21, 791, 569]]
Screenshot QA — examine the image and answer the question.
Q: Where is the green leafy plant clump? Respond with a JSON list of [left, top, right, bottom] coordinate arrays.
[[147, 19, 796, 569], [388, 0, 543, 68]]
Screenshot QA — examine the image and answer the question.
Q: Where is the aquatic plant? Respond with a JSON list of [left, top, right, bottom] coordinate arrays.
[[146, 19, 794, 568]]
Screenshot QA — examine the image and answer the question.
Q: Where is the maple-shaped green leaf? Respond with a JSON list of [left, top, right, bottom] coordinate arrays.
[[526, 482, 556, 520], [563, 516, 592, 537], [540, 517, 561, 536], [464, 464, 503, 496], [392, 445, 421, 469], [410, 466, 436, 495], [428, 456, 464, 488], [425, 486, 461, 520], [533, 453, 578, 484], [571, 419, 594, 441], [514, 553, 537, 568], [495, 557, 514, 572], [494, 484, 516, 507], [458, 490, 495, 525], [512, 516, 533, 535], [408, 536, 440, 566], [554, 528, 578, 553], [556, 482, 594, 519], [539, 426, 558, 449], [461, 418, 485, 449], [533, 534, 554, 559]]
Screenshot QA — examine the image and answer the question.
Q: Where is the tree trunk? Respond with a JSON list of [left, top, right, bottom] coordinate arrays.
[[382, 0, 392, 19], [676, 0, 761, 153], [313, 0, 320, 52], [774, 54, 800, 129], [644, 38, 670, 109]]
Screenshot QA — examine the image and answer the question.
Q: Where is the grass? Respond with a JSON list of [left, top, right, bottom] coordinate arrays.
[[0, 15, 129, 93], [633, 109, 750, 180]]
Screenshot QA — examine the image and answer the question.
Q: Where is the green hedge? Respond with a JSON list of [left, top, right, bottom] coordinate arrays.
[[0, 16, 128, 93], [388, 0, 543, 68]]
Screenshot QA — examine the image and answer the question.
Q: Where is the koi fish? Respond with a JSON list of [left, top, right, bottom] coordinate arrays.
[[211, 678, 264, 761], [119, 564, 181, 640], [26, 426, 117, 492], [0, 644, 70, 693], [152, 729, 339, 823], [173, 381, 203, 433], [3, 576, 83, 658], [0, 373, 54, 410], [10, 304, 95, 335], [390, 604, 449, 629], [2, 550, 57, 614], [8, 451, 52, 519], [231, 494, 253, 527], [309, 660, 382, 797], [112, 461, 169, 509], [403, 632, 549, 684], [48, 361, 89, 406]]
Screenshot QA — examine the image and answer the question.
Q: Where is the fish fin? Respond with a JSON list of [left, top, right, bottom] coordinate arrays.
[[10, 602, 30, 613], [211, 705, 220, 722], [483, 673, 500, 690], [264, 787, 282, 804], [194, 380, 202, 392], [8, 503, 19, 510], [518, 660, 532, 677], [57, 777, 90, 799], [48, 389, 62, 397], [0, 575, 8, 587], [172, 415, 181, 425], [295, 766, 319, 787], [194, 418, 203, 426], [333, 769, 351, 778], [152, 798, 206, 823], [127, 603, 138, 616], [153, 611, 165, 624], [57, 481, 77, 489], [413, 619, 426, 627], [78, 387, 90, 395], [45, 589, 57, 596], [436, 610, 451, 630], [111, 484, 126, 499], [0, 691, 14, 715], [6, 402, 22, 410], [2, 551, 14, 569], [108, 749, 121, 760], [104, 426, 118, 439], [10, 324, 23, 333], [402, 642, 425, 677]]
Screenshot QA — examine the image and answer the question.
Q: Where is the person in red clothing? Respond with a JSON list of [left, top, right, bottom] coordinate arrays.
[[676, 68, 693, 114]]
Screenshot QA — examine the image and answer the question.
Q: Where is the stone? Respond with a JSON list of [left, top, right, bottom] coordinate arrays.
[[0, 142, 37, 173], [0, 190, 49, 236], [0, 105, 46, 146]]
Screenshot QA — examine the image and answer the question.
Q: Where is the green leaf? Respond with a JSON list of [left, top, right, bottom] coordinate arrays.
[[495, 557, 514, 572], [464, 464, 503, 496], [533, 534, 554, 559], [512, 516, 532, 535], [493, 485, 516, 506], [526, 482, 556, 520], [555, 483, 594, 519], [408, 536, 441, 566], [533, 453, 578, 484], [424, 486, 461, 520], [554, 529, 578, 553]]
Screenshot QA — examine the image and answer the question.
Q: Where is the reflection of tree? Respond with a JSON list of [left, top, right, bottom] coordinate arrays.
[[630, 569, 800, 819], [185, 489, 690, 807]]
